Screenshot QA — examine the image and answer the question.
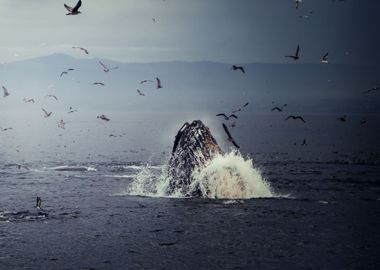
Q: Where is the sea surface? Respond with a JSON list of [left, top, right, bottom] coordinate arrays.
[[0, 112, 379, 269]]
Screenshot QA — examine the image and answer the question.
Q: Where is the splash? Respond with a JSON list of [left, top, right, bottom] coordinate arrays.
[[128, 151, 274, 199]]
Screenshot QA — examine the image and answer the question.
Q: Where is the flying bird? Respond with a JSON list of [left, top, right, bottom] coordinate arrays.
[[222, 123, 240, 148], [295, 0, 302, 9], [285, 115, 305, 123], [97, 114, 110, 121], [140, 79, 153, 84], [337, 115, 347, 122], [46, 94, 58, 101], [363, 86, 380, 94], [0, 127, 12, 131], [156, 77, 163, 89], [137, 89, 145, 96], [360, 119, 367, 125], [216, 113, 238, 120], [64, 0, 82, 15], [231, 102, 249, 113], [285, 45, 300, 60], [72, 46, 88, 54], [301, 139, 307, 146], [60, 68, 74, 77], [42, 108, 52, 118], [232, 65, 245, 74], [99, 61, 119, 72], [321, 52, 329, 64], [23, 98, 35, 103], [92, 82, 105, 86], [2, 86, 10, 97], [58, 120, 66, 129], [271, 104, 287, 112], [68, 107, 77, 113]]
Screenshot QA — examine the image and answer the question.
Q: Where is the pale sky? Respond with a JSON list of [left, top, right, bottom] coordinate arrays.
[[0, 0, 379, 64]]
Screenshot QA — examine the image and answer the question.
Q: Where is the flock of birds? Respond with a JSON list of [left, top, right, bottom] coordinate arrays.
[[1, 0, 379, 151]]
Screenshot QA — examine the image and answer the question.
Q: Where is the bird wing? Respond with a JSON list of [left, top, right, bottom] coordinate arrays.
[[99, 61, 107, 69], [241, 67, 246, 73], [296, 116, 306, 122], [229, 114, 238, 119], [295, 45, 300, 56], [271, 107, 280, 111], [64, 4, 73, 12], [243, 102, 249, 107], [72, 0, 82, 12], [42, 108, 48, 115], [216, 113, 227, 118], [222, 123, 232, 139], [323, 52, 328, 60], [231, 139, 240, 149]]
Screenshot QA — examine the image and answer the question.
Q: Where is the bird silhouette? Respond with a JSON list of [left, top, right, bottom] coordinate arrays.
[[156, 77, 163, 89], [216, 113, 238, 120], [222, 123, 240, 148], [99, 61, 119, 72], [271, 104, 287, 112], [321, 52, 329, 63], [92, 82, 105, 86], [64, 0, 82, 15], [72, 46, 88, 54], [363, 86, 379, 94], [232, 65, 245, 74], [285, 45, 300, 60], [42, 108, 52, 118], [23, 98, 35, 103], [97, 114, 110, 121], [46, 94, 58, 101], [337, 115, 347, 122], [231, 102, 249, 113], [285, 115, 305, 123], [2, 86, 10, 97]]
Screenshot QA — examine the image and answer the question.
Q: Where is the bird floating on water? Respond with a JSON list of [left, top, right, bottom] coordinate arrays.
[[64, 0, 82, 15], [222, 123, 240, 148]]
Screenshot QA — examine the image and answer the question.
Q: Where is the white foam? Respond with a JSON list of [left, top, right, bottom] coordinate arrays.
[[128, 151, 274, 199]]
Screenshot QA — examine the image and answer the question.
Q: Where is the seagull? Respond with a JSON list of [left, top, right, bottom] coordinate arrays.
[[46, 94, 58, 101], [222, 123, 240, 148], [271, 104, 287, 112], [58, 120, 66, 129], [337, 115, 347, 122], [216, 113, 238, 120], [97, 114, 110, 121], [99, 61, 119, 72], [36, 197, 42, 209], [140, 79, 154, 84], [64, 0, 82, 15], [42, 108, 52, 118], [231, 102, 249, 113], [232, 65, 245, 74], [295, 0, 302, 9], [0, 127, 13, 131], [92, 82, 105, 86], [285, 45, 300, 60], [137, 89, 145, 96], [156, 77, 163, 89], [23, 97, 35, 103], [285, 115, 305, 123], [68, 107, 78, 113], [321, 52, 329, 64], [363, 86, 380, 94], [60, 68, 74, 77], [2, 86, 10, 97], [72, 46, 88, 54]]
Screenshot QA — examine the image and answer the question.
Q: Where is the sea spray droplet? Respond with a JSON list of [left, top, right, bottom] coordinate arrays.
[[129, 151, 273, 199]]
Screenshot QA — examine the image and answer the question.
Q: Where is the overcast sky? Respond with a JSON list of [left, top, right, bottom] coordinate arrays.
[[0, 0, 379, 64]]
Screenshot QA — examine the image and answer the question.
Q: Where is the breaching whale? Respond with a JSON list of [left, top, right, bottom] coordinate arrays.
[[167, 120, 223, 196]]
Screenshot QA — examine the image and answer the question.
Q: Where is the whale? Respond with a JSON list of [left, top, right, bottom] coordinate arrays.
[[167, 120, 223, 196]]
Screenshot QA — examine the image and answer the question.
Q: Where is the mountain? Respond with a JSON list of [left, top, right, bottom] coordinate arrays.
[[0, 54, 379, 113]]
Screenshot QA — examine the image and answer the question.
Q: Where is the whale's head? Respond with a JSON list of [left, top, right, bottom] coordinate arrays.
[[167, 120, 223, 196]]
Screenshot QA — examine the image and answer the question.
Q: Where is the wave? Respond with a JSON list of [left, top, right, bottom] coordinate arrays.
[[49, 165, 97, 172], [128, 151, 274, 199]]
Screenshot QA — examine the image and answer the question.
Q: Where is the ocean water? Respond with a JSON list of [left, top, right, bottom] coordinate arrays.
[[0, 112, 379, 269]]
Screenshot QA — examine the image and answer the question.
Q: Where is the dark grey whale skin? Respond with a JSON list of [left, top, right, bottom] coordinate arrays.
[[167, 120, 223, 196]]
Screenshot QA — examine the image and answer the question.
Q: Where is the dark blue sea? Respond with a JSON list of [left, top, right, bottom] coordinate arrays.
[[0, 112, 379, 269]]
